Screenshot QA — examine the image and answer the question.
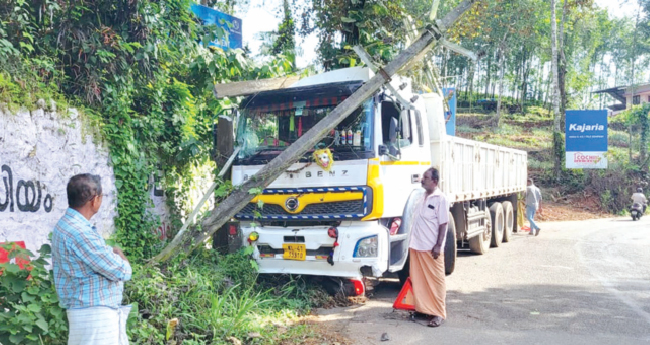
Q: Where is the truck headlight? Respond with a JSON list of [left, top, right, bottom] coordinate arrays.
[[354, 235, 378, 258]]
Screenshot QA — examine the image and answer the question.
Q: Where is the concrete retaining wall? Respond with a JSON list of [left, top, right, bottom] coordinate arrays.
[[0, 105, 119, 253]]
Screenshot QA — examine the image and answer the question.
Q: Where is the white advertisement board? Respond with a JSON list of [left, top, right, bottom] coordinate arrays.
[[565, 152, 608, 169]]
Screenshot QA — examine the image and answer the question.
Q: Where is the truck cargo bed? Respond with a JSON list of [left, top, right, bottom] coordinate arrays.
[[434, 136, 527, 203]]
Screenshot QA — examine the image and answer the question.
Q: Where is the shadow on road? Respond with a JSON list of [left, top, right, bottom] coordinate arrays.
[[354, 279, 650, 339]]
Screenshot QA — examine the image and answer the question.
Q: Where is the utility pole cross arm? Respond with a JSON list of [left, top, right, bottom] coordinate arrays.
[[352, 45, 415, 109], [213, 75, 301, 99]]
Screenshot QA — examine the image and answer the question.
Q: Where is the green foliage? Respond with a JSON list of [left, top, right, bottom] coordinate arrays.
[[0, 244, 67, 345], [123, 248, 330, 344], [528, 158, 553, 170], [456, 124, 482, 134], [0, 0, 292, 261], [257, 0, 298, 68], [609, 130, 630, 148], [600, 189, 613, 210], [0, 243, 330, 345], [300, 0, 406, 70]]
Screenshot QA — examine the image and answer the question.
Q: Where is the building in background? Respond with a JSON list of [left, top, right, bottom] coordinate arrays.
[[593, 83, 650, 115]]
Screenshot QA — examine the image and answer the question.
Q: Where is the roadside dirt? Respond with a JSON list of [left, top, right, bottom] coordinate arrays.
[[291, 317, 353, 345], [536, 192, 613, 222]]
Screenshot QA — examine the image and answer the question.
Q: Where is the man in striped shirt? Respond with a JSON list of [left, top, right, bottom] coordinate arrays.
[[52, 173, 132, 345]]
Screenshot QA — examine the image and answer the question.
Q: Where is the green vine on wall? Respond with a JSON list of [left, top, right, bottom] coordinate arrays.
[[0, 0, 293, 261]]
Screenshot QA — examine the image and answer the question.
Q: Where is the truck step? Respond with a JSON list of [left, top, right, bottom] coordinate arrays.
[[389, 234, 408, 243]]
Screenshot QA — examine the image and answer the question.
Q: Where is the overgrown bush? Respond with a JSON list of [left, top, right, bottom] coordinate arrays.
[[0, 242, 330, 345], [0, 243, 67, 345], [584, 168, 645, 214], [124, 248, 330, 344]]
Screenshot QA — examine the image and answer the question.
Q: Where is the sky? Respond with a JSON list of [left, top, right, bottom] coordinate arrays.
[[595, 0, 637, 18], [235, 0, 317, 69], [235, 0, 637, 70]]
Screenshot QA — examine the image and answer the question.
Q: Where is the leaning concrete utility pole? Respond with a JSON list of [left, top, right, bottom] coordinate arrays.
[[152, 0, 479, 263]]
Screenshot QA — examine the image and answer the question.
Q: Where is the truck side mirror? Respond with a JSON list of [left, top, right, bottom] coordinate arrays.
[[378, 145, 388, 155], [389, 117, 399, 143]]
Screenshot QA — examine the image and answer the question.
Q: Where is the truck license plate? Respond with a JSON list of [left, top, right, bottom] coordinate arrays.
[[283, 243, 306, 261]]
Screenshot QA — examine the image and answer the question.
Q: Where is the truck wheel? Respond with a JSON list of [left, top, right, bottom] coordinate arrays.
[[444, 212, 457, 276], [489, 202, 504, 248], [502, 201, 514, 242], [469, 209, 492, 255]]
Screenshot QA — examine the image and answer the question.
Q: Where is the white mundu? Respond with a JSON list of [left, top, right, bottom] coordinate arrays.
[[66, 305, 131, 345]]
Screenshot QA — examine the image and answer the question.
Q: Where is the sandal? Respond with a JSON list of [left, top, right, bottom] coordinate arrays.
[[428, 315, 443, 328]]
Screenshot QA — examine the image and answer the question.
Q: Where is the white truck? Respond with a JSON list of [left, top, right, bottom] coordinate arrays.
[[227, 67, 527, 295]]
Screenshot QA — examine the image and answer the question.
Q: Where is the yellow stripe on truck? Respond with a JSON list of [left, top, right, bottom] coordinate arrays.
[[379, 161, 431, 166], [251, 191, 364, 214], [363, 158, 384, 220]]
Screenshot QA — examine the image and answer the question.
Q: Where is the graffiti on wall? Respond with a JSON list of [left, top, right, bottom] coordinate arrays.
[[1, 165, 53, 213]]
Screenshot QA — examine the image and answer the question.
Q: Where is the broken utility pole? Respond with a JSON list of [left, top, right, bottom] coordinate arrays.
[[152, 0, 479, 263]]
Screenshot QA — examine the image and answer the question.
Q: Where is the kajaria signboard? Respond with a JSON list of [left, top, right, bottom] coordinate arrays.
[[565, 110, 608, 169]]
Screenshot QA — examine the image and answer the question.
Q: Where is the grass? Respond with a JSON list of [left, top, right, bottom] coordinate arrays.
[[123, 248, 333, 345], [609, 130, 630, 148], [528, 158, 553, 170], [457, 112, 553, 152], [493, 122, 522, 136], [456, 124, 483, 134], [472, 132, 546, 151]]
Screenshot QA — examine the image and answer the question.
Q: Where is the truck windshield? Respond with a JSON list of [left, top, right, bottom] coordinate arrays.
[[235, 98, 374, 164]]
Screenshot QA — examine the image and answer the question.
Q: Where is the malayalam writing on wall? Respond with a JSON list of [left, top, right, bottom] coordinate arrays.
[[1, 164, 53, 213]]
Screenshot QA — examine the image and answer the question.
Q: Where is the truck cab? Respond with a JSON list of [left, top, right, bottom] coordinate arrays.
[[230, 67, 435, 283]]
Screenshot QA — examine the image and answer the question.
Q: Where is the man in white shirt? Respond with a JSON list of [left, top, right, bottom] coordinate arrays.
[[408, 167, 449, 328], [525, 178, 542, 236]]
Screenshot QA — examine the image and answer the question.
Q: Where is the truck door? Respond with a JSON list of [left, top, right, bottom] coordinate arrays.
[[379, 100, 429, 218]]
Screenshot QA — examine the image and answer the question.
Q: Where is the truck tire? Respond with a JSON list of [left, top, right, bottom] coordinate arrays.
[[469, 208, 492, 255], [489, 202, 504, 248], [444, 212, 457, 276], [501, 201, 514, 242]]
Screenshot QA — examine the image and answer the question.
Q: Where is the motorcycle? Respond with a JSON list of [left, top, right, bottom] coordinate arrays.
[[631, 202, 644, 221]]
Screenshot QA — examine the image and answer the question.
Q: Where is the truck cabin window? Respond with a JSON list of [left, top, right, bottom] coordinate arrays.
[[381, 100, 412, 149], [236, 98, 374, 164]]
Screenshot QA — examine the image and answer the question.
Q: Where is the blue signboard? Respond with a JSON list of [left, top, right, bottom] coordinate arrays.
[[190, 4, 243, 51], [443, 88, 457, 136], [565, 110, 608, 152]]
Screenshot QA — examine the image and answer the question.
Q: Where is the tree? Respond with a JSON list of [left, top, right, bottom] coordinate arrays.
[[551, 0, 563, 179], [495, 31, 508, 125], [256, 0, 299, 68], [299, 0, 407, 70]]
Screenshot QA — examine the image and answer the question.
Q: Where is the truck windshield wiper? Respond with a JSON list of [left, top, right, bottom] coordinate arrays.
[[243, 148, 284, 163]]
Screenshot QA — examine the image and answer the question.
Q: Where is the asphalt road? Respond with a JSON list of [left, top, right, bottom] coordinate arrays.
[[316, 216, 650, 344]]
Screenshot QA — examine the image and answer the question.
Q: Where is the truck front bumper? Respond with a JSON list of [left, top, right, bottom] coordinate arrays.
[[240, 221, 389, 279]]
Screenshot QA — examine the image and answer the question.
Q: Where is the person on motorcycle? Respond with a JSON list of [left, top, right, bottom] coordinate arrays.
[[631, 187, 647, 214]]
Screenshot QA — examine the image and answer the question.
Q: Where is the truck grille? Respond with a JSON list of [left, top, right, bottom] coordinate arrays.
[[236, 199, 367, 220], [258, 244, 333, 256]]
